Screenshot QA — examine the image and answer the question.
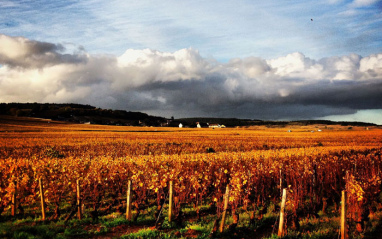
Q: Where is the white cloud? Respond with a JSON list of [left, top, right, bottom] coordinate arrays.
[[114, 48, 212, 89], [0, 34, 86, 68], [227, 57, 270, 78], [359, 53, 382, 78], [267, 52, 316, 77], [0, 35, 381, 122]]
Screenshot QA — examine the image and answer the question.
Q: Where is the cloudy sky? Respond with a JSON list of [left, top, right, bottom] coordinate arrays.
[[0, 0, 381, 124]]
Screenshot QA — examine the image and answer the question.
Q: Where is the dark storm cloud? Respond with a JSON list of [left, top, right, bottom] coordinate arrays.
[[0, 34, 87, 68], [290, 79, 382, 109], [0, 35, 381, 120]]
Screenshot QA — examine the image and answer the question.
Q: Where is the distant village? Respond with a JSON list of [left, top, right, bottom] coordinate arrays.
[[177, 122, 226, 128]]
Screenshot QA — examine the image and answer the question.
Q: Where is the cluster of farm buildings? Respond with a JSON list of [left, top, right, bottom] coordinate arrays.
[[178, 122, 226, 128]]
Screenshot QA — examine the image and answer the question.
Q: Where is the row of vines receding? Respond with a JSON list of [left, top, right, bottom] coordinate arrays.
[[1, 147, 382, 236]]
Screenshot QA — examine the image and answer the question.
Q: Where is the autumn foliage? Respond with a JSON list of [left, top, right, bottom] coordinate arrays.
[[1, 119, 382, 235]]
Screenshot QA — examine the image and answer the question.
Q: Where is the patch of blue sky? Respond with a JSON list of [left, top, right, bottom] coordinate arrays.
[[319, 109, 382, 125], [0, 0, 381, 61]]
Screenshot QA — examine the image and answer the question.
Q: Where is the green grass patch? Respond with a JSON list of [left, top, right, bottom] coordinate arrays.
[[120, 228, 174, 239]]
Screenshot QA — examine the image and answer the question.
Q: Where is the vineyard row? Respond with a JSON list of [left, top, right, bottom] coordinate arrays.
[[1, 146, 382, 235]]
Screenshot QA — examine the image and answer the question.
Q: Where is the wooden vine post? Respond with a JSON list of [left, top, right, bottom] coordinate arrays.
[[168, 181, 173, 222], [280, 169, 283, 197], [341, 190, 348, 239], [126, 180, 132, 220], [11, 181, 17, 217], [39, 178, 46, 221], [278, 188, 287, 237], [219, 184, 230, 232], [77, 179, 82, 220]]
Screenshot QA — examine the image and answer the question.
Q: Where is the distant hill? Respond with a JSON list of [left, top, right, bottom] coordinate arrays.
[[0, 103, 167, 126], [0, 103, 378, 127]]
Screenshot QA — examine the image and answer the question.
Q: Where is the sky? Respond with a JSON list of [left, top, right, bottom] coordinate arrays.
[[0, 0, 381, 124]]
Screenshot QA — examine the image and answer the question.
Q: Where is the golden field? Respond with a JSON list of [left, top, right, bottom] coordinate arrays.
[[1, 115, 382, 238]]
